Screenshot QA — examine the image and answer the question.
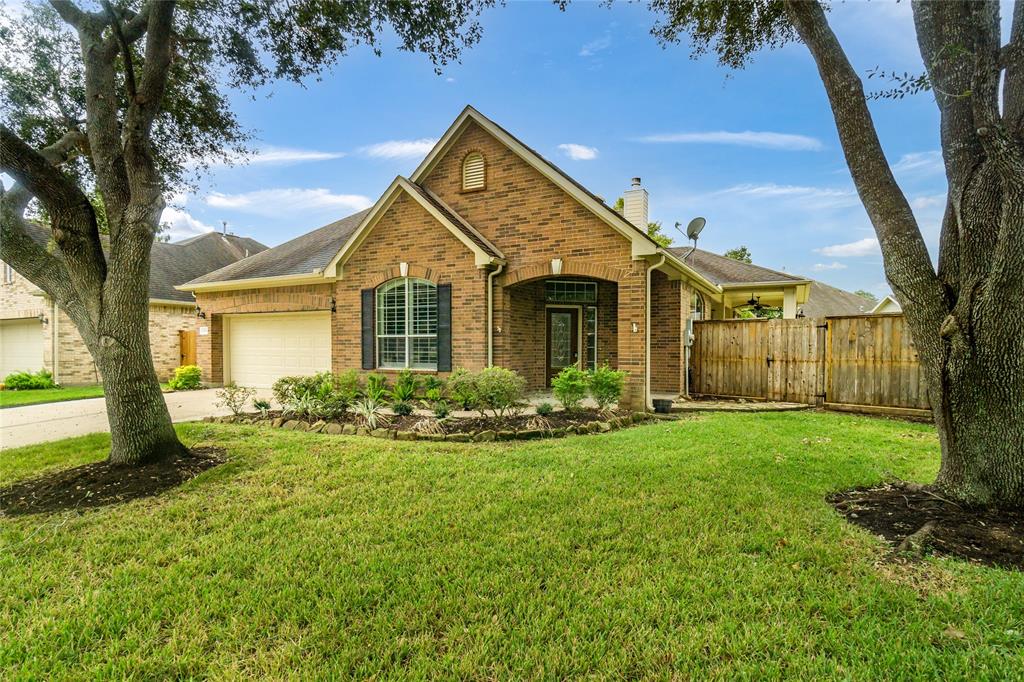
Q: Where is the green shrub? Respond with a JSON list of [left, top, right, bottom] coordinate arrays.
[[446, 368, 478, 410], [535, 401, 554, 417], [167, 365, 202, 391], [3, 369, 57, 390], [391, 370, 419, 403], [474, 366, 527, 419], [422, 375, 445, 393], [432, 401, 451, 419], [334, 369, 362, 404], [589, 364, 627, 410], [365, 373, 389, 402], [551, 365, 589, 412], [392, 400, 414, 416], [216, 382, 255, 416], [352, 397, 389, 429], [272, 372, 353, 418], [253, 398, 271, 418]]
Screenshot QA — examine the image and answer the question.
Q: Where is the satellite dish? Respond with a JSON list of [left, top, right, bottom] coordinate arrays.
[[686, 217, 706, 241]]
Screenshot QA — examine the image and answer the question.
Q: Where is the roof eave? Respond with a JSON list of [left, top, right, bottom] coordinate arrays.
[[175, 271, 332, 294]]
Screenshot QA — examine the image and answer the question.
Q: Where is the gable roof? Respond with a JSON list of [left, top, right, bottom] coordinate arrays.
[[324, 177, 503, 276], [185, 210, 369, 288], [667, 247, 805, 286], [799, 280, 873, 317], [19, 222, 266, 303], [410, 105, 660, 259]]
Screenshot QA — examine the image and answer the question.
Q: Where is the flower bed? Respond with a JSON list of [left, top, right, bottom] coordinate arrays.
[[205, 408, 651, 442]]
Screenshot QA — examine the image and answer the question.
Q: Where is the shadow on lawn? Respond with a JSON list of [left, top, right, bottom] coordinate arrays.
[[0, 447, 225, 516]]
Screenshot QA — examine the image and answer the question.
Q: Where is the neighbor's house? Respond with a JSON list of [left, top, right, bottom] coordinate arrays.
[[871, 294, 902, 314], [0, 223, 265, 383], [178, 107, 861, 409]]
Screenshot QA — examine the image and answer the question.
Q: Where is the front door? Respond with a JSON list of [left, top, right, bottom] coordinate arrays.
[[546, 307, 579, 385]]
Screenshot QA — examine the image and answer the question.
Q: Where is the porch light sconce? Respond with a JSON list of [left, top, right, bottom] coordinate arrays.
[[495, 325, 502, 334], [551, 258, 563, 276], [330, 296, 337, 313], [399, 261, 409, 277], [37, 312, 48, 325], [195, 306, 206, 319], [631, 321, 640, 333]]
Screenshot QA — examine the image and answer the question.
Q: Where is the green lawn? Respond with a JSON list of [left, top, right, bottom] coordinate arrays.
[[0, 384, 104, 408], [2, 412, 1022, 678]]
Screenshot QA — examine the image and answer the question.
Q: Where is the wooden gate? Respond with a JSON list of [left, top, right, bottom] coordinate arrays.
[[691, 318, 822, 403], [825, 315, 930, 411], [690, 319, 769, 400], [179, 329, 197, 367]]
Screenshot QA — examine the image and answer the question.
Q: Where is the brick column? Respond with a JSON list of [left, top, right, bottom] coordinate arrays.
[[195, 314, 223, 385], [616, 262, 647, 411]]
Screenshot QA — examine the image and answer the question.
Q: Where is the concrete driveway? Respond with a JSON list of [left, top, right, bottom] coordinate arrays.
[[0, 388, 271, 451]]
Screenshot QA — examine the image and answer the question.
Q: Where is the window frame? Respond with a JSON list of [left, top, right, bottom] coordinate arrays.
[[375, 277, 439, 371]]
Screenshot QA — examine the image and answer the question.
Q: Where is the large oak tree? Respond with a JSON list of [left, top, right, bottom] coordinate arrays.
[[650, 0, 1024, 507], [0, 0, 491, 466]]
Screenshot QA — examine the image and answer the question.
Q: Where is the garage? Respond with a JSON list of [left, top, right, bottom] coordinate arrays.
[[225, 312, 332, 388], [0, 317, 44, 379]]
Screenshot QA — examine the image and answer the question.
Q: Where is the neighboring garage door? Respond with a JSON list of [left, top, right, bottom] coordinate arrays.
[[226, 312, 331, 388], [0, 318, 44, 378]]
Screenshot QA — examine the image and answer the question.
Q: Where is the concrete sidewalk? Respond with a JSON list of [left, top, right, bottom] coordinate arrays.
[[0, 388, 271, 451]]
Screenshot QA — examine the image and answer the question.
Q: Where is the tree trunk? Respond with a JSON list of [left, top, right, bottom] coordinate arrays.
[[91, 308, 188, 466]]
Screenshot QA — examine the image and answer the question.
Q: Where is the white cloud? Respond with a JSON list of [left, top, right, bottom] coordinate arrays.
[[557, 143, 599, 161], [815, 237, 880, 258], [911, 193, 945, 210], [892, 150, 943, 175], [206, 188, 373, 216], [713, 183, 860, 210], [579, 35, 611, 57], [812, 261, 848, 271], [634, 130, 823, 151], [445, 77, 456, 83], [161, 207, 215, 241], [359, 138, 437, 160], [248, 146, 346, 165]]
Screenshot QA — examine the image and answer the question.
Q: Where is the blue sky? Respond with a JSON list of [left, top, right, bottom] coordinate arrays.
[[14, 0, 969, 297]]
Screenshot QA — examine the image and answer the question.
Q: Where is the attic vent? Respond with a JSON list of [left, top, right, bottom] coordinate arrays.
[[462, 152, 485, 191]]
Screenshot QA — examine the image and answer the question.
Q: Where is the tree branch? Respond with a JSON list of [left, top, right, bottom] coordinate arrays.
[[102, 0, 138, 100], [1004, 0, 1024, 134], [783, 0, 948, 340], [48, 0, 106, 32]]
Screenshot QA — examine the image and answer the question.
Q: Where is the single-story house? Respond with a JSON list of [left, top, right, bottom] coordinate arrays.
[[179, 106, 865, 409], [0, 224, 265, 383]]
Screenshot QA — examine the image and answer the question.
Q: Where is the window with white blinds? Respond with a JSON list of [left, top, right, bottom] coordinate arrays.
[[462, 152, 485, 190]]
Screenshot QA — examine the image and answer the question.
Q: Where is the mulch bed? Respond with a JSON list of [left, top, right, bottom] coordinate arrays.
[[0, 447, 225, 517], [828, 483, 1024, 570]]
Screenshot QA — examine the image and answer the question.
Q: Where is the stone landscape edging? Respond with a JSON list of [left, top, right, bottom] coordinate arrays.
[[203, 411, 654, 442]]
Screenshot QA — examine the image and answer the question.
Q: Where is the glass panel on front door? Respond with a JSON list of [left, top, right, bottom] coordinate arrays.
[[550, 312, 572, 367]]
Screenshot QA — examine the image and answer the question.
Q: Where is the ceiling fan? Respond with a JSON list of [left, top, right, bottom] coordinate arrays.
[[744, 293, 765, 312]]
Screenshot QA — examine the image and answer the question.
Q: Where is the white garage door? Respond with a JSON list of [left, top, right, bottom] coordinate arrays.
[[226, 313, 332, 388], [0, 318, 44, 379]]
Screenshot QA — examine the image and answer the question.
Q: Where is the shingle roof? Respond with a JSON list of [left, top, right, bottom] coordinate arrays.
[[407, 183, 503, 258], [184, 210, 370, 286], [800, 280, 873, 317], [667, 247, 805, 286], [19, 222, 266, 302]]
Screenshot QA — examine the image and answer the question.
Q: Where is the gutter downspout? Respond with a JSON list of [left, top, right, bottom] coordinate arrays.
[[645, 254, 666, 411], [51, 299, 59, 384], [487, 262, 505, 367]]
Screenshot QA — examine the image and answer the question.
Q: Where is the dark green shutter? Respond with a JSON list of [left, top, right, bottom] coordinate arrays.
[[437, 283, 452, 372], [361, 288, 375, 370]]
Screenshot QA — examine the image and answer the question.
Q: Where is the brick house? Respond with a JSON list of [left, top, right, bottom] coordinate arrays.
[[180, 107, 818, 410], [0, 224, 265, 384]]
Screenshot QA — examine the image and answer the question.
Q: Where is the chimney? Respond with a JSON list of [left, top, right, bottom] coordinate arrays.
[[622, 177, 648, 230]]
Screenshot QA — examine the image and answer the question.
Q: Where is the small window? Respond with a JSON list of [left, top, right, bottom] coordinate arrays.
[[462, 152, 485, 191], [545, 280, 597, 304], [691, 291, 705, 321], [376, 278, 438, 370], [2, 262, 13, 285], [585, 306, 597, 371]]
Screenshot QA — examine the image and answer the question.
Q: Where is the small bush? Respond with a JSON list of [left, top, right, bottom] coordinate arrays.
[[422, 375, 445, 393], [271, 376, 300, 407], [168, 365, 202, 391], [392, 400, 414, 417], [446, 368, 478, 410], [474, 366, 526, 419], [365, 373, 389, 402], [391, 370, 419, 403], [352, 397, 390, 429], [217, 382, 255, 416], [535, 401, 554, 417], [3, 369, 57, 390], [589, 364, 627, 410], [551, 365, 589, 412], [432, 401, 451, 419], [334, 369, 362, 404], [253, 398, 271, 418]]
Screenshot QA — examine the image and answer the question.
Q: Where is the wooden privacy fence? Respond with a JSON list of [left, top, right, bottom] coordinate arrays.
[[689, 314, 931, 417]]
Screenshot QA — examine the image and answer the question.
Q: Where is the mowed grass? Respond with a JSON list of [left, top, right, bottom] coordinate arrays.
[[0, 384, 104, 408], [2, 412, 1022, 679]]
